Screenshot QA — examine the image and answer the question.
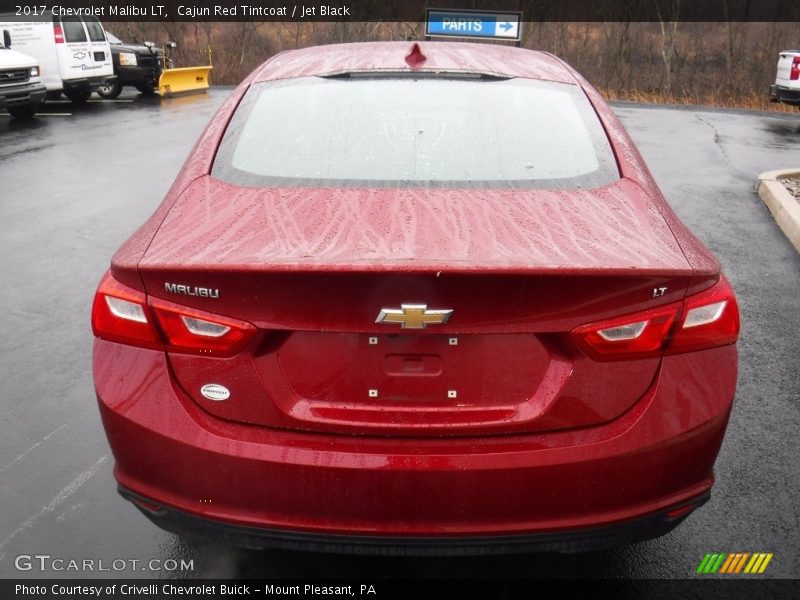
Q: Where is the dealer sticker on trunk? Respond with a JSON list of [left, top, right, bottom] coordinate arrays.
[[200, 384, 230, 402]]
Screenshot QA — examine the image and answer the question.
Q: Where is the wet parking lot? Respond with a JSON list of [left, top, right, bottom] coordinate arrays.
[[1, 90, 798, 579]]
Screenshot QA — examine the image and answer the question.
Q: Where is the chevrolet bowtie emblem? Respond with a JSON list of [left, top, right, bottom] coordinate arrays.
[[375, 304, 453, 329]]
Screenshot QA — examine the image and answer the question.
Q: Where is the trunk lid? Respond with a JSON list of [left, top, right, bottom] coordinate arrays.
[[135, 176, 693, 436]]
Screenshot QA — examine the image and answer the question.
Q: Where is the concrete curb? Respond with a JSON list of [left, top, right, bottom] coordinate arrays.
[[756, 169, 800, 254]]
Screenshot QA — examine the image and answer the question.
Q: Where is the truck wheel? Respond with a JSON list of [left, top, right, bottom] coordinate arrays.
[[65, 89, 91, 103], [97, 79, 122, 99], [7, 104, 38, 119], [136, 85, 156, 97]]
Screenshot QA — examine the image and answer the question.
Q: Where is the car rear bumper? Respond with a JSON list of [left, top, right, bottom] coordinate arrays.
[[119, 484, 709, 555], [0, 81, 46, 109], [95, 340, 736, 553], [769, 84, 800, 105]]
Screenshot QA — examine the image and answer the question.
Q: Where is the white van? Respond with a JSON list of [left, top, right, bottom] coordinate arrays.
[[0, 14, 115, 103], [0, 28, 46, 118]]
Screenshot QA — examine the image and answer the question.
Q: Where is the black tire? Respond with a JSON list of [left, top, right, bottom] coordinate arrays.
[[136, 84, 156, 96], [7, 103, 38, 119], [65, 88, 91, 103], [96, 79, 122, 99]]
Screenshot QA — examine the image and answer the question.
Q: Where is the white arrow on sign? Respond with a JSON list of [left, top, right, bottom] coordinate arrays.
[[495, 20, 519, 38]]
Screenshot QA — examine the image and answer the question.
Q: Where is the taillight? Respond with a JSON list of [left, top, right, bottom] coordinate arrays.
[[148, 296, 255, 356], [791, 56, 800, 81], [570, 276, 739, 361], [91, 272, 161, 349], [666, 276, 739, 354], [571, 303, 679, 361], [92, 272, 256, 356], [53, 23, 64, 44]]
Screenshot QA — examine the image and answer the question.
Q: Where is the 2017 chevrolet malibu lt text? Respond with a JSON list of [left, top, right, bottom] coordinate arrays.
[[91, 42, 739, 555]]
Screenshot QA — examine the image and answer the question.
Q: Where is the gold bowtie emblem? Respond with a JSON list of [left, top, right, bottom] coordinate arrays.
[[375, 304, 453, 329]]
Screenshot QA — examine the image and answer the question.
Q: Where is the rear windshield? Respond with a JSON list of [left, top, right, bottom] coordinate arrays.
[[83, 17, 106, 42], [212, 76, 619, 189], [60, 17, 86, 43]]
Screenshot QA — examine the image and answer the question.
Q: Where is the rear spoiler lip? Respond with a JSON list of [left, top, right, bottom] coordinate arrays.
[[137, 262, 695, 277]]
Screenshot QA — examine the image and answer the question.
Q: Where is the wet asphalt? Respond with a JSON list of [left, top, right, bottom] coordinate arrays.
[[0, 90, 798, 580]]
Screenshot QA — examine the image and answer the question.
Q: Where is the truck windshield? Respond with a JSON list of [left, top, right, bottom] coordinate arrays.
[[212, 76, 620, 189]]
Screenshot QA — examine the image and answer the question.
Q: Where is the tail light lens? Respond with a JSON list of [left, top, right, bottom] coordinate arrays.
[[148, 296, 255, 355], [666, 276, 739, 354], [571, 276, 739, 361], [91, 272, 161, 349], [791, 56, 800, 81], [53, 23, 64, 44], [571, 303, 679, 360], [92, 272, 256, 356]]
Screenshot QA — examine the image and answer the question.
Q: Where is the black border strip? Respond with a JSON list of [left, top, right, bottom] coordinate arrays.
[[2, 579, 800, 600]]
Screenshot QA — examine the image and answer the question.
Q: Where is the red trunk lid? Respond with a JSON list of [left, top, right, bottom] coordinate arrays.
[[134, 176, 694, 436]]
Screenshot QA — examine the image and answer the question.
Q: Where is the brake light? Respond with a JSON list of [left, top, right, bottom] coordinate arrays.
[[91, 272, 161, 349], [53, 23, 64, 44], [570, 276, 739, 361], [148, 296, 255, 356], [791, 56, 800, 81], [571, 303, 679, 360], [666, 276, 739, 354], [92, 272, 256, 356]]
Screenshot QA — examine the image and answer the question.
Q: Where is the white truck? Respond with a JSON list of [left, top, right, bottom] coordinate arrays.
[[769, 50, 800, 109], [0, 28, 46, 119], [0, 15, 115, 103]]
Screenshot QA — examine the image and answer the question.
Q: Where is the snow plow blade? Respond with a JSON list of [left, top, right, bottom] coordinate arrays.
[[157, 66, 212, 97]]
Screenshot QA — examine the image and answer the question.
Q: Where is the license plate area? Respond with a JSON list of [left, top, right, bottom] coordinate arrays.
[[275, 332, 550, 409]]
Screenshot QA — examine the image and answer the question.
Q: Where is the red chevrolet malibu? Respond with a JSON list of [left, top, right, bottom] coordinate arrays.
[[92, 42, 739, 554]]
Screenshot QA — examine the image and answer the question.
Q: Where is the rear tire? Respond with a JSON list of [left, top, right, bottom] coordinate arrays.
[[96, 79, 122, 99], [136, 85, 156, 96], [7, 103, 39, 119], [65, 89, 91, 103]]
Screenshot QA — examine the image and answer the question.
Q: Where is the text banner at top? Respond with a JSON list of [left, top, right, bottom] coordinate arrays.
[[1, 0, 800, 22]]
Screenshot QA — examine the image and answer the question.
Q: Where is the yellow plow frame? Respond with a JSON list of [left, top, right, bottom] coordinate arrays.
[[157, 46, 213, 97]]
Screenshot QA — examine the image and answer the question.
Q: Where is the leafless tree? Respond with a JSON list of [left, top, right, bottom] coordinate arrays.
[[655, 0, 681, 95]]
